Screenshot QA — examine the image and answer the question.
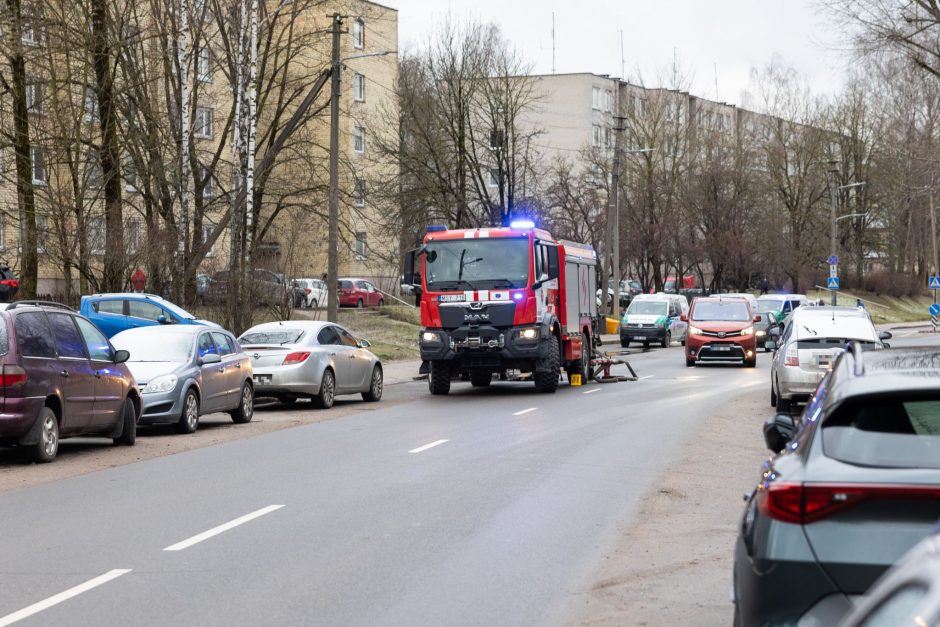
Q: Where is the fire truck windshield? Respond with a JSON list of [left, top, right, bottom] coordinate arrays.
[[425, 238, 530, 291]]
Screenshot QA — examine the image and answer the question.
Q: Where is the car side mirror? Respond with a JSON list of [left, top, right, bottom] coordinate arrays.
[[113, 349, 130, 364], [199, 353, 221, 365], [157, 315, 168, 324], [357, 339, 371, 348], [679, 314, 688, 322], [753, 314, 762, 322], [763, 413, 796, 453], [878, 331, 893, 341], [769, 327, 781, 338]]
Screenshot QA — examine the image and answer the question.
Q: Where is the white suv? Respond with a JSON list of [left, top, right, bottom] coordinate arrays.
[[293, 278, 328, 309]]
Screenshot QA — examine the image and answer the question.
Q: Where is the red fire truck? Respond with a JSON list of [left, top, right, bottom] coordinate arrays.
[[404, 220, 598, 394]]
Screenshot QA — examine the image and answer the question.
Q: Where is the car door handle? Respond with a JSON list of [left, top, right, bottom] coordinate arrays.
[[59, 370, 69, 378], [235, 362, 241, 369], [218, 367, 225, 373], [94, 370, 102, 379]]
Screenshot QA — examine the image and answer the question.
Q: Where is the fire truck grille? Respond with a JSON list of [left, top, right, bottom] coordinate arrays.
[[439, 302, 517, 330]]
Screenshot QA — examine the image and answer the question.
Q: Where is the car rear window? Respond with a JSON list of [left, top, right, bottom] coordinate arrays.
[[239, 329, 305, 345], [822, 396, 940, 469]]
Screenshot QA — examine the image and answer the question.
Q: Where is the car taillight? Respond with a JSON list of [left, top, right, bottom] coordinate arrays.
[[784, 343, 799, 367], [758, 482, 940, 524], [305, 288, 311, 294], [0, 365, 27, 388], [282, 352, 311, 365], [0, 279, 18, 288]]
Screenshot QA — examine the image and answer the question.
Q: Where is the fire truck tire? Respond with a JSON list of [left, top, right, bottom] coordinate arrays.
[[470, 371, 491, 387], [566, 334, 591, 383], [535, 335, 561, 393], [428, 361, 452, 395]]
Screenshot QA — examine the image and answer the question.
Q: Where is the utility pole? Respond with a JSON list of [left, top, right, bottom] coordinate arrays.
[[930, 184, 939, 285], [828, 169, 839, 306], [327, 13, 342, 323], [178, 0, 191, 269], [610, 143, 622, 318]]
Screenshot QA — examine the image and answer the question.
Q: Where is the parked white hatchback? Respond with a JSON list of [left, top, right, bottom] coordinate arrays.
[[292, 278, 329, 309], [768, 306, 892, 412]]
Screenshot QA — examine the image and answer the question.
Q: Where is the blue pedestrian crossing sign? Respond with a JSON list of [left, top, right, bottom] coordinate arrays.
[[827, 276, 840, 290], [930, 275, 940, 290], [827, 255, 839, 266], [930, 303, 940, 317]]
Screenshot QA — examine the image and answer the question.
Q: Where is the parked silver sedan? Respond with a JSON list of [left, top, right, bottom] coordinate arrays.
[[238, 321, 383, 409], [110, 325, 255, 433]]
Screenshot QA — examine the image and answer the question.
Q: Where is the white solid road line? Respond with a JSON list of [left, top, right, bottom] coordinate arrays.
[[512, 407, 538, 416], [409, 439, 449, 453], [638, 375, 655, 380], [582, 388, 601, 395], [163, 504, 285, 552], [0, 569, 131, 627]]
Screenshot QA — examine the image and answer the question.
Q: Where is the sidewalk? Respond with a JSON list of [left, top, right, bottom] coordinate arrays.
[[383, 359, 424, 384]]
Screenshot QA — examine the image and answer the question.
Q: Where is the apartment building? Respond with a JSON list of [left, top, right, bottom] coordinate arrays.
[[0, 0, 399, 297]]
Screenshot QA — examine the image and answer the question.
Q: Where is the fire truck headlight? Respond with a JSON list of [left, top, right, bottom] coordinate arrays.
[[421, 331, 441, 343], [518, 328, 539, 340]]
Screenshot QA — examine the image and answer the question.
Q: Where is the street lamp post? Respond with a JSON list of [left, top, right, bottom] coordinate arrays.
[[609, 146, 654, 317], [827, 172, 866, 306]]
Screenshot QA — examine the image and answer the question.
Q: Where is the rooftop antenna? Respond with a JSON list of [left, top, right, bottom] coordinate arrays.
[[551, 12, 556, 74], [619, 29, 625, 80], [714, 62, 719, 101]]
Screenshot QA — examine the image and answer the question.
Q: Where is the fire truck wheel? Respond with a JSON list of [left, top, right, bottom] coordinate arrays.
[[534, 335, 561, 393], [566, 334, 591, 383], [470, 371, 491, 387], [428, 361, 452, 395]]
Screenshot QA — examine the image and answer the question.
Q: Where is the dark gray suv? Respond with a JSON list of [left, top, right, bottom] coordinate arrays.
[[734, 344, 940, 626], [0, 302, 141, 462]]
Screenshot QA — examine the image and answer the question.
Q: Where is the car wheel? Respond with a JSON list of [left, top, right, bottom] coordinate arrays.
[[377, 298, 384, 307], [230, 382, 254, 423], [362, 365, 383, 401], [177, 388, 200, 434], [357, 299, 364, 308], [661, 331, 671, 348], [113, 397, 137, 446], [680, 338, 686, 346], [314, 369, 336, 409], [776, 380, 792, 413], [29, 406, 59, 463], [620, 338, 629, 348], [470, 371, 491, 387], [745, 359, 757, 368], [770, 381, 777, 407], [685, 357, 695, 367], [428, 361, 452, 395], [311, 299, 318, 309]]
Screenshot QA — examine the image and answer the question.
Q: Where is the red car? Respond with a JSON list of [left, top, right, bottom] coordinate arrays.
[[338, 279, 384, 308], [682, 296, 760, 368]]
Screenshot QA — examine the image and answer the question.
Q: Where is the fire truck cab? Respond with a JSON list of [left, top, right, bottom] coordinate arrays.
[[404, 221, 598, 394]]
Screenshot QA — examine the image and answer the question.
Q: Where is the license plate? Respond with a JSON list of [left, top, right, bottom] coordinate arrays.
[[254, 375, 271, 385], [816, 355, 831, 367], [714, 346, 731, 352], [439, 294, 466, 302]]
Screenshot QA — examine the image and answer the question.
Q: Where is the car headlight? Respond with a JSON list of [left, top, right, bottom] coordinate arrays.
[[421, 331, 441, 343], [518, 327, 539, 340], [142, 374, 178, 394], [688, 326, 702, 336], [740, 326, 754, 336], [756, 330, 767, 337]]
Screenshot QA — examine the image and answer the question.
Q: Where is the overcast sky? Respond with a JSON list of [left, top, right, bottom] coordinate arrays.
[[382, 0, 850, 107]]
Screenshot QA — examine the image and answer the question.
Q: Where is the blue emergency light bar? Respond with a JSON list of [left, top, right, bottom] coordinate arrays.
[[509, 219, 535, 230], [426, 225, 447, 232]]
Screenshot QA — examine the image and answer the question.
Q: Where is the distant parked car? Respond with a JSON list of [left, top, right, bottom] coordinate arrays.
[[338, 278, 384, 308], [0, 302, 140, 462], [293, 278, 328, 309], [110, 325, 254, 433], [839, 533, 940, 627], [239, 320, 383, 409], [80, 293, 218, 338], [768, 305, 891, 413], [756, 293, 808, 325], [734, 344, 940, 626], [211, 269, 287, 306], [0, 266, 18, 303]]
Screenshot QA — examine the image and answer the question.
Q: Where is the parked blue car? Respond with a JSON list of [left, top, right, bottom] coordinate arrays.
[[79, 293, 219, 338]]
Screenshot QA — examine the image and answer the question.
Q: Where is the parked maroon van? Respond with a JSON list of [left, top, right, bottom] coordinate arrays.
[[0, 302, 141, 462]]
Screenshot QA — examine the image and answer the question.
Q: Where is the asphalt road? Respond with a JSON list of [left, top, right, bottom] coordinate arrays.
[[0, 333, 923, 627]]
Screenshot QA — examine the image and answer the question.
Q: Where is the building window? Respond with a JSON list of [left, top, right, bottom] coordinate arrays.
[[591, 125, 601, 147], [26, 82, 42, 114], [201, 223, 214, 256], [604, 127, 611, 148], [196, 164, 213, 199], [88, 217, 105, 255], [604, 89, 612, 113], [0, 213, 5, 251], [31, 147, 46, 185], [634, 96, 644, 117], [124, 156, 137, 192], [83, 88, 98, 123], [353, 73, 365, 102], [197, 46, 212, 82], [592, 87, 601, 110], [354, 126, 364, 153], [487, 168, 499, 187], [87, 149, 103, 188], [35, 214, 47, 253], [352, 18, 364, 49], [194, 107, 213, 139], [20, 11, 44, 46], [355, 231, 366, 259], [126, 219, 140, 255], [354, 178, 365, 207]]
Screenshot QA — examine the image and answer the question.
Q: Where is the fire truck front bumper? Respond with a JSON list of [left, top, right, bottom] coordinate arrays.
[[419, 326, 550, 369]]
